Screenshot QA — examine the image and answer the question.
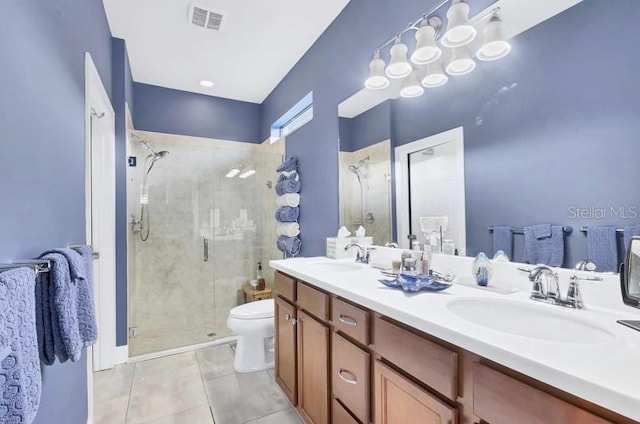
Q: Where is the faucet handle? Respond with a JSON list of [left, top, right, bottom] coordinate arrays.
[[565, 276, 585, 309]]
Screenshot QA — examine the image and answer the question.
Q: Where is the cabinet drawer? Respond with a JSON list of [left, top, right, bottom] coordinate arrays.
[[332, 333, 370, 424], [373, 316, 458, 401], [332, 298, 370, 346], [297, 282, 329, 321], [332, 398, 359, 424], [374, 360, 457, 424], [274, 272, 296, 302], [473, 363, 610, 424]]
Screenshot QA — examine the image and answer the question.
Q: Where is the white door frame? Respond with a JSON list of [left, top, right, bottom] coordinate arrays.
[[394, 126, 466, 252], [85, 52, 117, 378]]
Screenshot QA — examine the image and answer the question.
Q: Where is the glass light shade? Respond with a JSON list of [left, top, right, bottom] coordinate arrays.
[[365, 52, 390, 90], [476, 16, 511, 61], [442, 0, 477, 48], [411, 25, 442, 65], [400, 69, 424, 98], [446, 47, 476, 76], [385, 40, 412, 79], [422, 59, 449, 88]]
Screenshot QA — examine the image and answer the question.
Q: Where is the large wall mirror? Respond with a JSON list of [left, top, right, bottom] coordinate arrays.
[[337, 0, 640, 272]]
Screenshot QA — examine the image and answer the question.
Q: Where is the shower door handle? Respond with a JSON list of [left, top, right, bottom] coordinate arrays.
[[203, 238, 209, 262]]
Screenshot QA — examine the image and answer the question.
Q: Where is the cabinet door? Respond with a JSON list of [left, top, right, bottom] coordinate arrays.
[[374, 360, 457, 424], [297, 310, 330, 424], [275, 296, 297, 404]]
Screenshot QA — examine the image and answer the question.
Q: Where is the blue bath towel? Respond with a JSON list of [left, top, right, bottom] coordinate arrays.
[[276, 206, 300, 223], [0, 267, 42, 424], [71, 245, 98, 347], [278, 171, 298, 183], [275, 179, 301, 195], [492, 226, 512, 259], [277, 156, 298, 173], [523, 225, 565, 267], [587, 226, 618, 272], [624, 225, 640, 254], [38, 248, 96, 364], [277, 236, 302, 257]]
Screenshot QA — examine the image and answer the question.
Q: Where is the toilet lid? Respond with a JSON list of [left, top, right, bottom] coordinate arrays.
[[230, 299, 274, 319]]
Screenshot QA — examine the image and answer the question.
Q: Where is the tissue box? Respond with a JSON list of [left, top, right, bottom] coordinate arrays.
[[326, 237, 354, 259]]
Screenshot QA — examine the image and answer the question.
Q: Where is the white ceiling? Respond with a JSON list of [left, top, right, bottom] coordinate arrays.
[[103, 0, 351, 104], [338, 0, 582, 118]]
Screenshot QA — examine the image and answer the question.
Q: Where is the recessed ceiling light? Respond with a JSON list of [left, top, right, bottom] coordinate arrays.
[[199, 80, 214, 88]]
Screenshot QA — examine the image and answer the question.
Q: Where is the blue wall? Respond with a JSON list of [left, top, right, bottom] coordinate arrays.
[[261, 0, 495, 256], [0, 0, 113, 423], [112, 38, 134, 346], [391, 0, 640, 267], [134, 83, 262, 143], [339, 101, 391, 152]]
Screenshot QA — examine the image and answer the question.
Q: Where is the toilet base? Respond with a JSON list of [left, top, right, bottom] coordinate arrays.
[[233, 334, 274, 373]]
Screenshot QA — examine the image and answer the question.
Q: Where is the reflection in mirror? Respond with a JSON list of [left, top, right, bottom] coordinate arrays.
[[338, 140, 392, 245], [622, 237, 640, 308]]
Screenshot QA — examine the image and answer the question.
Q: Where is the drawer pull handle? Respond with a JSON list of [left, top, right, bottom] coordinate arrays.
[[338, 314, 358, 327], [285, 313, 292, 321], [338, 368, 357, 385]]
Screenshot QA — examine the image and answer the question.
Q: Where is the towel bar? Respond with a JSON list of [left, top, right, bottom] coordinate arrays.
[[488, 226, 573, 235], [0, 260, 51, 275], [579, 227, 624, 233]]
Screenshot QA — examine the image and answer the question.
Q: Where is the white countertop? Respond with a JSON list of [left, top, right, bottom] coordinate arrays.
[[270, 255, 640, 420]]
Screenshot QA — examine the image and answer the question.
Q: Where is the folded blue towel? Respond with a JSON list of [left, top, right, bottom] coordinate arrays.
[[278, 171, 298, 183], [531, 224, 552, 239], [523, 225, 565, 267], [275, 179, 301, 195], [276, 206, 299, 223], [277, 156, 298, 172], [0, 268, 42, 424], [587, 226, 618, 272], [71, 245, 98, 347], [39, 248, 95, 363], [624, 225, 640, 254], [277, 236, 302, 257], [492, 226, 512, 259]]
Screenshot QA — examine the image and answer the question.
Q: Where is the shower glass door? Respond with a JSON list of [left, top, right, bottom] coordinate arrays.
[[127, 133, 282, 357]]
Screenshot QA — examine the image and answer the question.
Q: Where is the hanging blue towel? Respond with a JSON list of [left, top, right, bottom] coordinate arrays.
[[0, 268, 42, 424], [523, 225, 565, 267], [275, 179, 301, 195], [492, 226, 512, 259], [278, 171, 298, 183], [624, 225, 640, 253], [71, 245, 98, 347], [277, 236, 301, 257], [276, 206, 300, 223], [38, 248, 95, 363], [587, 226, 618, 272], [277, 156, 298, 172]]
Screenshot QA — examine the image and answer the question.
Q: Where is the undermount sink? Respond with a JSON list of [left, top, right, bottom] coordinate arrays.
[[304, 261, 363, 273], [446, 298, 615, 344]]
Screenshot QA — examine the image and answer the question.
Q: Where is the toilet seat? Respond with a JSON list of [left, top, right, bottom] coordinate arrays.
[[229, 299, 274, 320]]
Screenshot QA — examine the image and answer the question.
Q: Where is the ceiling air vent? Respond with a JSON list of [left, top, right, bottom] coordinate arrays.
[[188, 0, 223, 30]]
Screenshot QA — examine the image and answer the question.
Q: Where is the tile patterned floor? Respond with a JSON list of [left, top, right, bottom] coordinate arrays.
[[93, 344, 302, 424]]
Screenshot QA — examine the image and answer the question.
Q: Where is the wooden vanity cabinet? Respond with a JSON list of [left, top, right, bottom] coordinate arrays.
[[298, 310, 330, 424], [275, 296, 297, 404]]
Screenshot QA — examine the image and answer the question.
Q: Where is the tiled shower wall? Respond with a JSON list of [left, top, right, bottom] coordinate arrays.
[[339, 139, 392, 245], [127, 131, 283, 356]]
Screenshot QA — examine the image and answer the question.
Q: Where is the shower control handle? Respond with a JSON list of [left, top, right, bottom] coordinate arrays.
[[203, 238, 209, 262]]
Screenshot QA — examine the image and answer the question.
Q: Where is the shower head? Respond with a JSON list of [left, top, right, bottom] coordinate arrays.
[[144, 150, 170, 177], [154, 150, 170, 159], [348, 164, 363, 183]]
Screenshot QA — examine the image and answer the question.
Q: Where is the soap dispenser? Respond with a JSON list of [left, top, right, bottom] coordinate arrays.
[[472, 252, 493, 287], [256, 262, 266, 290]]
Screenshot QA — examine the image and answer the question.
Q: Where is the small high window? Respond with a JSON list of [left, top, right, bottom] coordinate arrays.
[[270, 92, 313, 143]]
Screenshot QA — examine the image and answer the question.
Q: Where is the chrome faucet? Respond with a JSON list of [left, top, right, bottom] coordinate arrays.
[[384, 242, 400, 248], [528, 266, 602, 309], [344, 242, 372, 264]]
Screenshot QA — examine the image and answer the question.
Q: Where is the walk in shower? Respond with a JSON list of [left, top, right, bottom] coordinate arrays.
[[126, 131, 283, 356]]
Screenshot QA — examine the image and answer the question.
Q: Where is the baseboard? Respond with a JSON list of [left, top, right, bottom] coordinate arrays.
[[114, 345, 129, 364]]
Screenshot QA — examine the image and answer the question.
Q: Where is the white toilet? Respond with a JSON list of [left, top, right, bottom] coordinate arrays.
[[227, 299, 275, 373]]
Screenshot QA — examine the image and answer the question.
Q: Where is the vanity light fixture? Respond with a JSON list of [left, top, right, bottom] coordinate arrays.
[[363, 1, 511, 97], [225, 168, 240, 178], [238, 169, 256, 179], [400, 69, 425, 98], [199, 80, 214, 87]]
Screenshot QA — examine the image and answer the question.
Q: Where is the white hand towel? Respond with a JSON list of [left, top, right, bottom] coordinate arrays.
[[276, 193, 300, 207], [277, 223, 300, 237]]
